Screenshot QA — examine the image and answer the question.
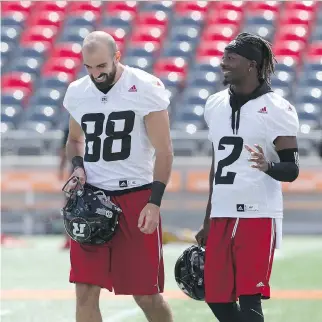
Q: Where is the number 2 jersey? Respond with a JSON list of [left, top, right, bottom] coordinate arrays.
[[204, 88, 299, 219], [63, 65, 170, 191]]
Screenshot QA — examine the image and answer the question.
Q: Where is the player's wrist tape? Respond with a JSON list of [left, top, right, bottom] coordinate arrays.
[[148, 181, 166, 207], [71, 156, 84, 171], [265, 148, 299, 182]]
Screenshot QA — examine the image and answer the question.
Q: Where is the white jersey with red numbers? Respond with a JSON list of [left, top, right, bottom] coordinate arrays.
[[204, 88, 299, 219], [63, 65, 170, 191]]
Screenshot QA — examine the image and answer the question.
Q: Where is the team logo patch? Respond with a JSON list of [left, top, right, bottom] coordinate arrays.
[[101, 96, 108, 103], [128, 85, 137, 92], [69, 217, 91, 242]]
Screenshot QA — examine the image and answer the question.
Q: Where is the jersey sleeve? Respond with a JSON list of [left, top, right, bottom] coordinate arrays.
[[62, 83, 81, 123], [267, 102, 299, 143], [139, 77, 170, 116]]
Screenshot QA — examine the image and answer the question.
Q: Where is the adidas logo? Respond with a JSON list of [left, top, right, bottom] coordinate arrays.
[[128, 85, 137, 92], [258, 107, 267, 114], [256, 282, 265, 288]]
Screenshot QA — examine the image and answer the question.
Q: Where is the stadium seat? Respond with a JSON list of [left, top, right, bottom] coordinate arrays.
[[136, 11, 169, 27], [33, 1, 68, 14], [11, 56, 43, 77], [123, 56, 154, 73], [41, 57, 81, 80], [154, 57, 188, 79], [284, 1, 318, 13], [101, 11, 135, 29], [105, 1, 138, 14], [2, 11, 27, 28], [20, 26, 58, 48], [246, 1, 281, 14], [168, 26, 201, 44], [59, 26, 94, 43], [140, 1, 174, 13], [275, 25, 309, 45], [202, 25, 238, 42], [207, 9, 244, 27], [1, 1, 34, 14], [161, 41, 195, 59], [212, 1, 245, 13], [1, 25, 22, 44], [197, 41, 228, 59], [1, 72, 34, 92], [273, 41, 305, 59], [67, 1, 102, 15], [1, 104, 24, 127], [175, 1, 209, 14], [51, 42, 82, 60], [27, 10, 65, 29], [130, 25, 166, 44], [1, 88, 31, 108]]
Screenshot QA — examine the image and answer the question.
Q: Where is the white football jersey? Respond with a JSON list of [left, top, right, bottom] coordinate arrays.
[[63, 65, 170, 191], [204, 89, 299, 219]]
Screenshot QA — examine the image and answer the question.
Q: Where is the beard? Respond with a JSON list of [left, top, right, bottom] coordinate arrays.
[[91, 64, 117, 91]]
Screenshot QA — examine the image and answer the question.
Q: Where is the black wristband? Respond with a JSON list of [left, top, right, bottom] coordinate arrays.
[[148, 181, 166, 207], [71, 156, 84, 171], [264, 148, 299, 182]]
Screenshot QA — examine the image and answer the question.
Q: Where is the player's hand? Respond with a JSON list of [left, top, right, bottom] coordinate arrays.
[[245, 144, 269, 172], [195, 219, 210, 246], [138, 203, 160, 234], [64, 167, 87, 194]]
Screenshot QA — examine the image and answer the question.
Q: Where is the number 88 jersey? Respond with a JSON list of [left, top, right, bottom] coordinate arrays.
[[204, 89, 299, 219], [63, 66, 170, 191]]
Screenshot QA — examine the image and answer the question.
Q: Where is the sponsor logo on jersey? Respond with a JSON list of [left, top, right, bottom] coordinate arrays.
[[128, 85, 137, 92], [237, 204, 245, 212], [119, 180, 128, 188], [236, 204, 259, 212], [258, 106, 267, 114]]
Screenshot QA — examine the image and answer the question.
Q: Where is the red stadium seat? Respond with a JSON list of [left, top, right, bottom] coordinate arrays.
[[68, 1, 102, 14], [51, 43, 83, 60], [1, 1, 34, 14], [175, 1, 209, 14], [207, 9, 244, 27], [42, 57, 81, 79], [211, 1, 245, 13], [197, 40, 229, 59], [154, 57, 188, 78], [101, 27, 128, 46], [136, 11, 168, 27], [27, 10, 65, 29], [20, 26, 58, 48], [275, 25, 309, 44], [280, 9, 314, 27], [284, 1, 318, 13], [306, 42, 322, 58], [273, 41, 305, 59], [130, 25, 166, 44], [1, 72, 34, 92], [33, 1, 68, 14], [246, 1, 281, 13], [105, 1, 138, 14], [202, 25, 238, 42]]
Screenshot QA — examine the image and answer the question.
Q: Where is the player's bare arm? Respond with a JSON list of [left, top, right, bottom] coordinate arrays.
[[195, 144, 215, 246], [245, 136, 299, 182], [138, 109, 174, 234], [65, 117, 86, 189]]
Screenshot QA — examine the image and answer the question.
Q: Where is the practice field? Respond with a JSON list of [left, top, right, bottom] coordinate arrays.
[[1, 236, 322, 322]]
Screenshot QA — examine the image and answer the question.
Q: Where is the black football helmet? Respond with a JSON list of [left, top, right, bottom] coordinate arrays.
[[61, 177, 122, 245], [174, 245, 205, 301]]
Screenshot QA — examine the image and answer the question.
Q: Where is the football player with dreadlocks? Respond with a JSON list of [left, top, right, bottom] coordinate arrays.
[[195, 33, 300, 322]]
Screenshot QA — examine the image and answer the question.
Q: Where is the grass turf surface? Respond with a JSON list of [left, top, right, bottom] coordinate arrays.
[[1, 236, 322, 321]]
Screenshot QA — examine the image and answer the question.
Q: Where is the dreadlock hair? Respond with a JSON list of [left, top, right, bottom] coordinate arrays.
[[235, 32, 277, 84]]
